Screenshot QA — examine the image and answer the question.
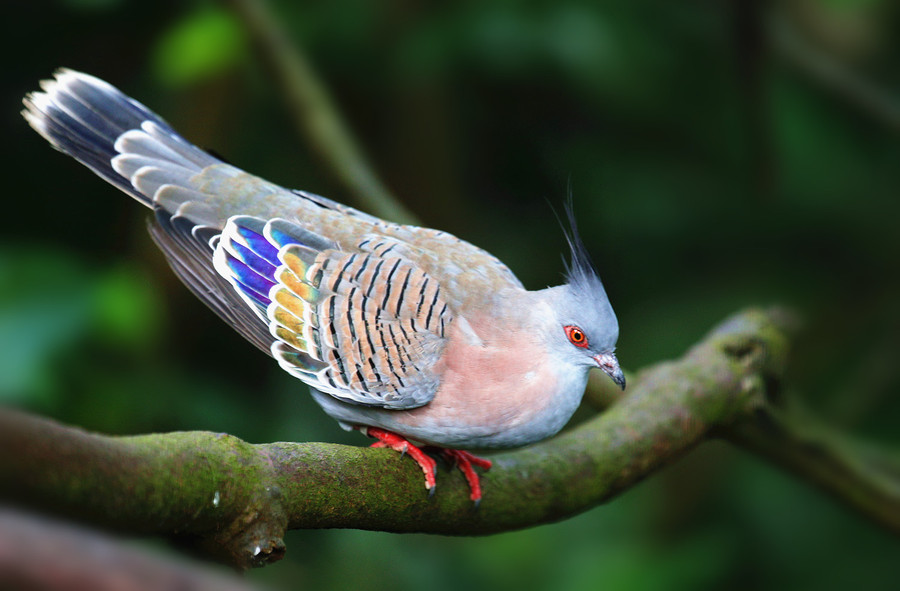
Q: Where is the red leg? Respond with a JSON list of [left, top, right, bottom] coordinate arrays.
[[359, 427, 492, 504], [440, 449, 492, 505], [361, 427, 437, 494]]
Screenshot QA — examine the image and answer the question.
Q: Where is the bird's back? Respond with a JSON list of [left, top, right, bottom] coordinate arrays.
[[23, 69, 532, 413], [23, 70, 522, 313]]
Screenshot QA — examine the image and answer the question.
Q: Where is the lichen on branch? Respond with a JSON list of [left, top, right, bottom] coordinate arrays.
[[9, 308, 884, 571]]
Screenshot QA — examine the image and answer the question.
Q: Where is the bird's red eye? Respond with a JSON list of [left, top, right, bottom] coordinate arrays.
[[564, 325, 588, 348]]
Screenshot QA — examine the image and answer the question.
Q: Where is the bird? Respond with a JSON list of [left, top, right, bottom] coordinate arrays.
[[22, 69, 624, 504]]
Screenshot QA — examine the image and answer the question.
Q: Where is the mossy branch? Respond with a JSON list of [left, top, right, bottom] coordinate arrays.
[[3, 308, 895, 571]]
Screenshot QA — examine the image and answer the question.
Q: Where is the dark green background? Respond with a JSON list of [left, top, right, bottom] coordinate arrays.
[[1, 1, 898, 589]]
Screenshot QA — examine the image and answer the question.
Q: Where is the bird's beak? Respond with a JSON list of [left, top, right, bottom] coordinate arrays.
[[593, 353, 626, 390]]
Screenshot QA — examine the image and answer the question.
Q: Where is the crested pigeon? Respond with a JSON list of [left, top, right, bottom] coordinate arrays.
[[22, 69, 624, 503]]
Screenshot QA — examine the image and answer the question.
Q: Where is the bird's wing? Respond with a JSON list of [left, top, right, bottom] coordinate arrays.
[[147, 200, 277, 355], [289, 188, 525, 297], [23, 69, 520, 396], [213, 215, 452, 409]]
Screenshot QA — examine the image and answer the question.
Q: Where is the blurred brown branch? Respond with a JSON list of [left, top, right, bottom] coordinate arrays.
[[222, 0, 419, 224], [3, 308, 896, 571], [772, 12, 900, 132], [0, 509, 263, 591], [723, 406, 900, 532]]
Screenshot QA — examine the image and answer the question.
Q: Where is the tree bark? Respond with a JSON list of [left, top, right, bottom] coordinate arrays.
[[5, 308, 894, 571], [0, 509, 263, 591]]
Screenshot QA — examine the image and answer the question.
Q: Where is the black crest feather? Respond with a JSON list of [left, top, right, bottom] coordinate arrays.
[[560, 198, 602, 292]]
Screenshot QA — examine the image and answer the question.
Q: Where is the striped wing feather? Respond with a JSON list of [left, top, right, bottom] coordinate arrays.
[[24, 70, 507, 409], [216, 216, 450, 409]]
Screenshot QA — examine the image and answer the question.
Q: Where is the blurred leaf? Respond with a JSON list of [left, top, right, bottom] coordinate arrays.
[[152, 6, 246, 87], [91, 265, 163, 350], [0, 249, 94, 406], [773, 77, 871, 207], [727, 453, 900, 590], [554, 533, 735, 591], [0, 251, 163, 408]]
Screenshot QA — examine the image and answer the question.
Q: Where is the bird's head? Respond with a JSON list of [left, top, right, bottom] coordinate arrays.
[[542, 206, 624, 389]]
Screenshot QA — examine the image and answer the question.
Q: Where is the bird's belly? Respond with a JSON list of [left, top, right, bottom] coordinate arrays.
[[308, 362, 589, 450]]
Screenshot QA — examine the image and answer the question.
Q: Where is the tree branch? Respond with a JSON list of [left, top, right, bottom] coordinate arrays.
[[0, 509, 262, 591], [771, 12, 900, 132], [2, 308, 897, 570], [723, 406, 900, 532], [10, 307, 886, 572], [223, 0, 419, 224]]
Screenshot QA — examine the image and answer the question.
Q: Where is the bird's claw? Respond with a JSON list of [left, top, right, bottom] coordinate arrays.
[[364, 427, 437, 491], [439, 449, 493, 503], [361, 427, 491, 504]]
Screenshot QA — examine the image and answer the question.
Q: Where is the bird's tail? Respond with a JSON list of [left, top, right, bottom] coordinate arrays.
[[22, 68, 219, 207]]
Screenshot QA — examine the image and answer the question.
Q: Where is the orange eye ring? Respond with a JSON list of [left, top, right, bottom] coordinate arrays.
[[564, 325, 589, 348]]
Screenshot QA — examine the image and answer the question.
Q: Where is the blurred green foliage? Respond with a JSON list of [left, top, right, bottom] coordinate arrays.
[[152, 6, 246, 87], [0, 252, 94, 407], [1, 0, 898, 589]]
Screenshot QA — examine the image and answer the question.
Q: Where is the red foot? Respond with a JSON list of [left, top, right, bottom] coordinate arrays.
[[440, 449, 493, 505], [360, 427, 492, 504], [363, 427, 437, 493]]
